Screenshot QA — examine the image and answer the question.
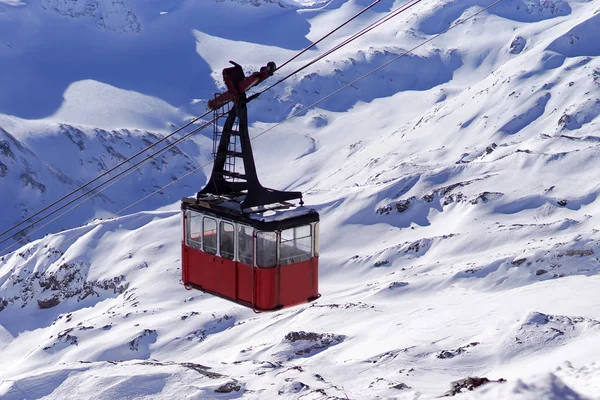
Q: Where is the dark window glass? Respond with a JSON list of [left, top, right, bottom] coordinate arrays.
[[203, 217, 217, 255], [238, 225, 253, 265], [256, 231, 277, 268], [220, 222, 234, 260], [187, 211, 202, 250]]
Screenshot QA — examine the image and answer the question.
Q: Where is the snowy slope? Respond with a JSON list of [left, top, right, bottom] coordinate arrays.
[[2, 0, 600, 399]]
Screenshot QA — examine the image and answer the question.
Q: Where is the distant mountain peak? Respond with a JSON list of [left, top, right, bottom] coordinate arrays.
[[40, 0, 141, 33]]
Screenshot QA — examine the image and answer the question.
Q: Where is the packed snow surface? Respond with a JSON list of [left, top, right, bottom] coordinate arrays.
[[2, 0, 600, 398]]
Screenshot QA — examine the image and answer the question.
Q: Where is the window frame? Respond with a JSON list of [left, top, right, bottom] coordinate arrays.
[[186, 210, 203, 251], [219, 221, 235, 260], [237, 223, 254, 266], [255, 230, 278, 268], [313, 222, 319, 257], [279, 225, 312, 266], [202, 216, 218, 255]]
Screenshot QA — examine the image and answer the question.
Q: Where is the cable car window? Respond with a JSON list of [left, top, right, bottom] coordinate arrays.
[[203, 217, 217, 255], [256, 231, 277, 268], [238, 224, 253, 265], [220, 222, 234, 260], [314, 222, 320, 257], [188, 211, 202, 250], [280, 225, 312, 266]]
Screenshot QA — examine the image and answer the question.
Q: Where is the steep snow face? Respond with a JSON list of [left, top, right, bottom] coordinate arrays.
[[2, 0, 600, 398], [0, 117, 211, 253]]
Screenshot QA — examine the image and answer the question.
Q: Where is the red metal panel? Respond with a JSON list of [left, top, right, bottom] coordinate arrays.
[[185, 246, 220, 293], [311, 258, 319, 299], [202, 253, 220, 294], [182, 245, 319, 311], [220, 258, 236, 300], [255, 267, 278, 310], [279, 258, 319, 307], [236, 262, 253, 304], [182, 243, 189, 283]]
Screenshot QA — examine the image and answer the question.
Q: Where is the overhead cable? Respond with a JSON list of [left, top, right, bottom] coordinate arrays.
[[0, 110, 213, 241]]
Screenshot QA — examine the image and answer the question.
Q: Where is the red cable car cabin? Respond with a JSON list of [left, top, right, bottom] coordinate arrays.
[[181, 60, 320, 311], [181, 196, 320, 311]]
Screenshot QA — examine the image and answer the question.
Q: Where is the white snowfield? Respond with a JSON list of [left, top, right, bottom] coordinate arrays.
[[1, 0, 600, 398]]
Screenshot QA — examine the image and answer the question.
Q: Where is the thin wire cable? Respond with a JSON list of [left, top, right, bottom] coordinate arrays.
[[276, 0, 384, 72], [2, 0, 502, 255], [87, 0, 505, 233], [4, 162, 208, 260], [115, 163, 206, 217], [1, 0, 386, 243], [0, 1, 386, 244], [258, 0, 424, 95], [0, 110, 213, 241], [253, 0, 503, 142], [0, 116, 221, 252]]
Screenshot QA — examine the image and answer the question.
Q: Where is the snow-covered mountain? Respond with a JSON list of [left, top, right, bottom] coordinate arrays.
[[2, 0, 600, 398]]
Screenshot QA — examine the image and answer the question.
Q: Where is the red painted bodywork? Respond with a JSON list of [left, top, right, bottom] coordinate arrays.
[[182, 243, 319, 311]]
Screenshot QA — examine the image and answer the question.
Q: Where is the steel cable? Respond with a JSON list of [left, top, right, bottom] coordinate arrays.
[[0, 110, 213, 241], [1, 0, 502, 254], [70, 0, 504, 247], [0, 116, 221, 253], [276, 0, 385, 72], [252, 0, 503, 142], [258, 0, 425, 95], [0, 0, 416, 243]]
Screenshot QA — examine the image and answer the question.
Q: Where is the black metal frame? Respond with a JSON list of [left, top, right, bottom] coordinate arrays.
[[182, 197, 319, 232], [197, 94, 302, 209]]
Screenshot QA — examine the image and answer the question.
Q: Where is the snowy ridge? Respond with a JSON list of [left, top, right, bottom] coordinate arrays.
[[2, 0, 600, 398], [40, 0, 141, 33], [0, 118, 209, 250]]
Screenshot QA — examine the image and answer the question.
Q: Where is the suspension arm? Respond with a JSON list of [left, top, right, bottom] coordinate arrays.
[[208, 61, 276, 110]]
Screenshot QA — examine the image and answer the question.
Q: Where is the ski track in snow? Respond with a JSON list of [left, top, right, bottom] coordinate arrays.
[[2, 0, 600, 398]]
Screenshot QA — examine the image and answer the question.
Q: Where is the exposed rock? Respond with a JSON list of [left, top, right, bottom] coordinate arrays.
[[391, 382, 410, 390], [0, 140, 16, 159], [181, 363, 224, 379], [286, 331, 323, 342], [43, 328, 79, 350], [377, 198, 413, 214], [61, 125, 86, 151], [470, 191, 503, 205], [374, 260, 390, 267], [486, 143, 498, 154], [565, 249, 594, 257], [388, 281, 409, 290], [215, 0, 293, 8], [437, 342, 480, 359], [443, 376, 506, 396], [40, 0, 141, 33], [0, 261, 128, 313], [214, 381, 242, 393], [310, 302, 375, 310], [0, 298, 9, 312], [536, 269, 548, 276], [509, 36, 526, 54], [129, 329, 157, 351], [37, 296, 61, 309], [395, 199, 411, 212], [557, 199, 568, 206], [284, 331, 345, 357], [20, 172, 46, 193]]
